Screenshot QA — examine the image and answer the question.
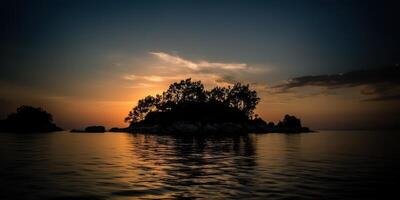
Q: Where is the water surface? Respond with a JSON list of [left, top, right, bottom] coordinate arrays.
[[0, 130, 398, 199]]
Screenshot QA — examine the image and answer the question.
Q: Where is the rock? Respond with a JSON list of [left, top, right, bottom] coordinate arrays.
[[170, 122, 200, 134], [109, 127, 130, 132], [71, 126, 106, 133], [85, 126, 106, 132], [220, 123, 245, 134], [111, 117, 313, 135], [130, 124, 162, 133]]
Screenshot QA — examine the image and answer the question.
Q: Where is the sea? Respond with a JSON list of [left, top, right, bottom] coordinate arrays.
[[0, 130, 398, 199]]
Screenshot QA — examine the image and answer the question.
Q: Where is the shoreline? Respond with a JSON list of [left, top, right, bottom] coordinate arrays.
[[110, 122, 312, 134]]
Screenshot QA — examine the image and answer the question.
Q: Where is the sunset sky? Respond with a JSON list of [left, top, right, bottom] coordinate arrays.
[[1, 0, 399, 129]]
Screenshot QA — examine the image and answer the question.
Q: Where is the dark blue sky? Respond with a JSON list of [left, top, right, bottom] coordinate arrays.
[[3, 0, 399, 77]]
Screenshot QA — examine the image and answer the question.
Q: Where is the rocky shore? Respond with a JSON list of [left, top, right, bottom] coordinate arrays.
[[109, 121, 311, 134]]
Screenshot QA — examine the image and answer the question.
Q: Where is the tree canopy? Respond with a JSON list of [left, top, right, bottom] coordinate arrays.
[[125, 78, 260, 124], [0, 105, 62, 132]]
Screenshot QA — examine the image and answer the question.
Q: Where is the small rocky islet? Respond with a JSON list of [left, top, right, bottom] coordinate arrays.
[[71, 126, 106, 133]]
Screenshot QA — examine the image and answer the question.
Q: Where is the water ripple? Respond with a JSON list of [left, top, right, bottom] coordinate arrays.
[[0, 131, 399, 199]]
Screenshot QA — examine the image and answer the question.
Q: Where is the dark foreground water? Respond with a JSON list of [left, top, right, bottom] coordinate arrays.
[[0, 130, 399, 199]]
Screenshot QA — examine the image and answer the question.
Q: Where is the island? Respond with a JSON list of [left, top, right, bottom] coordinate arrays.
[[71, 126, 106, 133], [111, 78, 311, 134], [0, 105, 62, 133], [0, 79, 311, 135]]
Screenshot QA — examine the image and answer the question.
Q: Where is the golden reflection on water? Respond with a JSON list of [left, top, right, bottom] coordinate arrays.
[[45, 132, 260, 199], [0, 131, 398, 199]]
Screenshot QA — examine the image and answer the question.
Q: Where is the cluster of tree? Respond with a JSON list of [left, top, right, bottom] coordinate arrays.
[[0, 105, 62, 133], [247, 114, 304, 128], [125, 78, 260, 125], [255, 114, 302, 129], [280, 114, 302, 128]]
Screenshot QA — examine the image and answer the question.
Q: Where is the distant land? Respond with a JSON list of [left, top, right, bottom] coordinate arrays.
[[0, 79, 311, 134], [71, 126, 106, 133]]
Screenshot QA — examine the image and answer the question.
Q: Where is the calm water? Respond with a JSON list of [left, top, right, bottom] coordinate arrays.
[[0, 130, 399, 199]]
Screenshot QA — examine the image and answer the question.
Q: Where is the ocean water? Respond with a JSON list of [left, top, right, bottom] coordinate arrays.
[[0, 130, 398, 199]]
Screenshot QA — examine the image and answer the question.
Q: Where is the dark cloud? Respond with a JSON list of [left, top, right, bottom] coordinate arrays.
[[362, 94, 400, 102], [273, 65, 400, 101]]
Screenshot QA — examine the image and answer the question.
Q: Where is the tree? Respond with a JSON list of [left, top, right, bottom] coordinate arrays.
[[0, 105, 62, 132], [125, 78, 261, 125], [163, 78, 206, 103], [282, 114, 302, 128], [226, 83, 260, 118], [124, 95, 159, 123], [7, 105, 53, 124], [207, 86, 229, 103], [267, 122, 275, 128]]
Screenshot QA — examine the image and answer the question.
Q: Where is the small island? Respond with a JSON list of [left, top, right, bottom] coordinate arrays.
[[112, 78, 311, 134], [71, 126, 106, 133], [0, 106, 62, 133]]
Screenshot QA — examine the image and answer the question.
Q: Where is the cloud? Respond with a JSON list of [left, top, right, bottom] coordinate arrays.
[[126, 82, 156, 88], [150, 52, 247, 71], [123, 75, 181, 82], [362, 94, 400, 102], [121, 51, 270, 90], [123, 73, 223, 89], [272, 65, 400, 101], [150, 52, 199, 70], [122, 74, 138, 81]]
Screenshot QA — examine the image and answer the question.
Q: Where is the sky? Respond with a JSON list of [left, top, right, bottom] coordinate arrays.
[[1, 0, 399, 129]]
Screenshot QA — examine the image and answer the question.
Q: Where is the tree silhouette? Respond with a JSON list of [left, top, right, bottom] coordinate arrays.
[[0, 105, 62, 132], [207, 86, 229, 102], [125, 78, 260, 125], [164, 78, 206, 103], [125, 95, 159, 123], [226, 83, 260, 118], [8, 106, 53, 123], [119, 79, 312, 134], [282, 114, 302, 128]]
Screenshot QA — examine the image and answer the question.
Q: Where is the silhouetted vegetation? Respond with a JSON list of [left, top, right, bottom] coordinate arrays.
[[0, 105, 62, 133], [125, 78, 259, 124], [121, 78, 311, 134], [71, 126, 106, 133], [269, 115, 310, 133]]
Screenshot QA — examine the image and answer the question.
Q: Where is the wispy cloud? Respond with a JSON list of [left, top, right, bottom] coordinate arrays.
[[122, 74, 138, 81], [271, 65, 400, 101], [126, 82, 157, 88], [121, 51, 269, 90], [123, 75, 173, 82], [150, 52, 247, 71]]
